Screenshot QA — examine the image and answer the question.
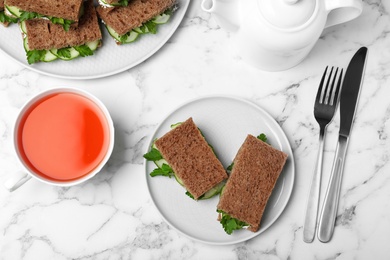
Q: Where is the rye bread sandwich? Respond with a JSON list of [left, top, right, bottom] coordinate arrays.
[[144, 118, 228, 200], [4, 0, 84, 31], [217, 134, 287, 234], [21, 0, 102, 64], [97, 0, 176, 44]]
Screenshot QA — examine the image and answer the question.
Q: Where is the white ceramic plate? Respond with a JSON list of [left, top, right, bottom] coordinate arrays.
[[145, 96, 295, 245], [0, 0, 189, 79]]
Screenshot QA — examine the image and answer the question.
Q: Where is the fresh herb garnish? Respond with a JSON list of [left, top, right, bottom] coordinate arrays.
[[185, 191, 206, 200], [57, 47, 72, 59], [217, 210, 249, 235], [227, 162, 234, 172], [143, 148, 163, 161], [19, 11, 73, 31], [119, 33, 129, 44], [185, 191, 195, 199], [26, 49, 46, 64], [50, 17, 73, 31], [257, 133, 267, 142], [19, 11, 42, 21], [117, 0, 129, 6], [74, 45, 93, 57], [143, 20, 157, 34], [150, 163, 174, 177], [0, 11, 18, 23]]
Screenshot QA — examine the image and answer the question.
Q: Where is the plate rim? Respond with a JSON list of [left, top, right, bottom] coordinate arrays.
[[144, 95, 295, 245], [0, 0, 190, 80]]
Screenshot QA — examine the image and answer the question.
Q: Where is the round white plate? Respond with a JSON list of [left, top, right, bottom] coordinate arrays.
[[145, 96, 295, 245], [0, 0, 189, 79]]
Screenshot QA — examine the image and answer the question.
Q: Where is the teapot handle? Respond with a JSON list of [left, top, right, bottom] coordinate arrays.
[[325, 0, 363, 28]]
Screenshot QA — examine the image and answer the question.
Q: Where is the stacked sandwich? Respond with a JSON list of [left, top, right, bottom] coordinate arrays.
[[3, 0, 102, 64], [97, 0, 176, 44], [217, 134, 287, 234], [144, 118, 288, 235], [144, 118, 228, 200]]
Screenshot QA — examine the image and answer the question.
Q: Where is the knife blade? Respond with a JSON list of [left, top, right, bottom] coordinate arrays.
[[317, 47, 368, 243]]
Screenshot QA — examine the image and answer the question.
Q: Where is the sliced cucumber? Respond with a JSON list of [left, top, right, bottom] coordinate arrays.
[[24, 37, 57, 62], [20, 21, 27, 34], [170, 122, 182, 129], [23, 37, 29, 51], [42, 51, 58, 62], [5, 5, 21, 18], [50, 47, 80, 60], [106, 25, 139, 44], [133, 27, 144, 34], [153, 14, 170, 24], [151, 141, 168, 168], [98, 0, 124, 7], [86, 40, 100, 51], [201, 181, 226, 200], [106, 25, 120, 41], [174, 173, 184, 186], [154, 158, 168, 169], [123, 31, 139, 43]]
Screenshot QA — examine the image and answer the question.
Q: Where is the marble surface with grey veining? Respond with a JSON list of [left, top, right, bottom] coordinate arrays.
[[1, 0, 390, 259]]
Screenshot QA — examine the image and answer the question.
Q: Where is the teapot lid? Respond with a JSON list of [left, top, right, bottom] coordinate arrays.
[[257, 0, 317, 30]]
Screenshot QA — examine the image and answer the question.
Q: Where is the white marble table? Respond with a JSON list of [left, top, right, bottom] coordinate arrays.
[[1, 1, 390, 259]]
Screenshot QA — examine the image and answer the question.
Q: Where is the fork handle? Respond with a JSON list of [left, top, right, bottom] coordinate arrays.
[[317, 135, 349, 242], [303, 127, 325, 243]]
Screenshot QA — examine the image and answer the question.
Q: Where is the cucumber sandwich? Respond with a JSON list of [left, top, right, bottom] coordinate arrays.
[[217, 134, 287, 235], [96, 0, 175, 45], [20, 0, 102, 64], [4, 0, 85, 31], [144, 118, 228, 201]]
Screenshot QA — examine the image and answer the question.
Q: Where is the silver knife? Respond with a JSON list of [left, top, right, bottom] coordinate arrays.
[[317, 47, 368, 242]]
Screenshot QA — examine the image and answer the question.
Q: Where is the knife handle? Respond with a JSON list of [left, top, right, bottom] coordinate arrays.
[[303, 127, 325, 243], [317, 135, 349, 242]]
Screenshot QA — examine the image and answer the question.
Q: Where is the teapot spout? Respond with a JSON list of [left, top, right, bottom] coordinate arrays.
[[201, 0, 239, 32]]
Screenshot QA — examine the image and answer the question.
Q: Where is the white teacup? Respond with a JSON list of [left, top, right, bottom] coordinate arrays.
[[5, 87, 114, 191]]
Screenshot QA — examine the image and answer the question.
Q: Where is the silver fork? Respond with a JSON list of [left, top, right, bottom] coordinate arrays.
[[303, 66, 343, 243]]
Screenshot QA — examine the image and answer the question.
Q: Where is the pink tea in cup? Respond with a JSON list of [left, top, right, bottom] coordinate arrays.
[[16, 92, 111, 182]]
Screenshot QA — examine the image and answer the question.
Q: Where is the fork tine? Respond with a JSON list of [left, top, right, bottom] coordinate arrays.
[[323, 66, 334, 105], [327, 67, 339, 105], [316, 66, 328, 104], [331, 68, 343, 106]]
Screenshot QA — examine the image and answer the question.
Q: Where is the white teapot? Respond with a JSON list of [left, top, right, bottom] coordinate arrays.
[[201, 0, 363, 71]]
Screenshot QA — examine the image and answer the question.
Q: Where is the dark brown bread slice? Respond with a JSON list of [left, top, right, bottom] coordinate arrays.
[[217, 135, 287, 232], [97, 0, 175, 36], [25, 0, 101, 50], [155, 118, 228, 200], [5, 0, 83, 22]]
